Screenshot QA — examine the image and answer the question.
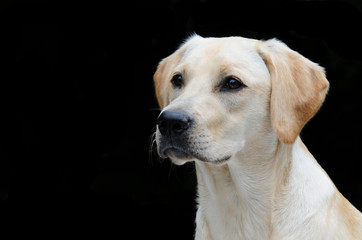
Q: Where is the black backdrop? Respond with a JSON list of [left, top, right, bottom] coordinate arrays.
[[1, 0, 362, 238]]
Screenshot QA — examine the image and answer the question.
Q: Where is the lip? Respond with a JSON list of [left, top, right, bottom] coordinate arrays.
[[160, 144, 231, 164], [209, 155, 231, 164], [160, 145, 191, 159], [166, 148, 194, 160]]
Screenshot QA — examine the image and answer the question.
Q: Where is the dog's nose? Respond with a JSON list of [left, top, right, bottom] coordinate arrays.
[[157, 110, 192, 136]]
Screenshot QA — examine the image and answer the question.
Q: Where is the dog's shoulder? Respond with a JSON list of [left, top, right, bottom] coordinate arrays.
[[328, 191, 362, 239]]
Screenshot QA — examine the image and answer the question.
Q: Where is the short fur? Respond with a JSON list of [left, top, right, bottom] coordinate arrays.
[[154, 35, 362, 240]]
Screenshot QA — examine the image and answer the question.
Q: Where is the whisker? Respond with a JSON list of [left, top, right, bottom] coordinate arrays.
[[148, 131, 160, 166]]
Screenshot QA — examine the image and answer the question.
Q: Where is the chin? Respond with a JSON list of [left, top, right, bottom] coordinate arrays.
[[164, 148, 194, 165], [165, 148, 232, 166], [169, 157, 191, 165]]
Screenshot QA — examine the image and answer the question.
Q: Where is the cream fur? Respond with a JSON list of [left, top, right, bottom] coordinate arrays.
[[154, 35, 362, 239]]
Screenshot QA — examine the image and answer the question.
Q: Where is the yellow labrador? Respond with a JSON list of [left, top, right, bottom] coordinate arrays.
[[153, 35, 362, 240]]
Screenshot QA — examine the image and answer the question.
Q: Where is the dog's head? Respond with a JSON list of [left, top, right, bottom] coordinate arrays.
[[154, 35, 329, 165]]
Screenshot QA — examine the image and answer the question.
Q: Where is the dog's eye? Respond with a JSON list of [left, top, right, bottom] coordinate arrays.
[[171, 74, 183, 88], [222, 77, 246, 91]]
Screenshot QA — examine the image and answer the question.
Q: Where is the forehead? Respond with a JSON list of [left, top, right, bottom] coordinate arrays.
[[183, 37, 256, 60], [176, 37, 269, 87]]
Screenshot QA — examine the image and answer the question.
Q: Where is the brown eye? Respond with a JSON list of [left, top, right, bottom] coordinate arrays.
[[171, 74, 183, 88], [222, 77, 246, 91]]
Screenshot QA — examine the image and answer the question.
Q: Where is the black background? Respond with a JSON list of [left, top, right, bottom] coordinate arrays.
[[1, 0, 362, 238]]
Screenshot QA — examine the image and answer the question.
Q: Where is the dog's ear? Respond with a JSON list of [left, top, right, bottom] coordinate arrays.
[[154, 57, 171, 109], [257, 39, 329, 144], [154, 34, 203, 109], [153, 42, 189, 109]]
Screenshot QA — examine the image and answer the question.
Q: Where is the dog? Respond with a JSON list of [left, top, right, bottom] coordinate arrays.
[[153, 34, 362, 239]]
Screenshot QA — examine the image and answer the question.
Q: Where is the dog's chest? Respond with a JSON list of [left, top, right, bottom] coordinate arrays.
[[197, 191, 271, 240], [195, 163, 271, 240]]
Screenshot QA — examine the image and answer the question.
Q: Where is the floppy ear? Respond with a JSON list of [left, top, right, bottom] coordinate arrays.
[[257, 39, 329, 144], [153, 44, 189, 109], [153, 58, 170, 109], [154, 34, 203, 109]]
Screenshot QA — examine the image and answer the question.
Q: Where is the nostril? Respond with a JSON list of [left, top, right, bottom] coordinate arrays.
[[157, 119, 167, 135], [173, 119, 190, 132], [173, 121, 186, 133], [173, 122, 182, 132]]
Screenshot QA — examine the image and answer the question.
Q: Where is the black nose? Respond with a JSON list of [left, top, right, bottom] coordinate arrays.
[[157, 110, 192, 136]]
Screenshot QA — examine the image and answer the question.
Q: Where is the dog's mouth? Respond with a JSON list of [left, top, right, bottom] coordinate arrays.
[[160, 145, 231, 164], [160, 145, 192, 159], [164, 147, 193, 160]]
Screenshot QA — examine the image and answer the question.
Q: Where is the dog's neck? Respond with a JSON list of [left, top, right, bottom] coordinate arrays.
[[195, 137, 336, 239]]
